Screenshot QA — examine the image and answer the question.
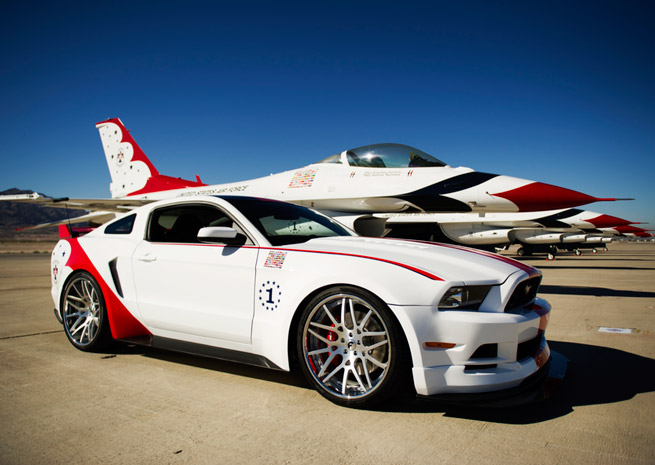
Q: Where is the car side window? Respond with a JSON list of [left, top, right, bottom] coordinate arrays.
[[147, 204, 251, 244], [105, 214, 136, 235]]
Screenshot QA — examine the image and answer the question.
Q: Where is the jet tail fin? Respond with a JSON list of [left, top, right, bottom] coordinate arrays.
[[96, 118, 206, 198]]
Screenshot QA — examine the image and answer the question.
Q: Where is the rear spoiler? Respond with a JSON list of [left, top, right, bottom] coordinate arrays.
[[58, 224, 96, 239]]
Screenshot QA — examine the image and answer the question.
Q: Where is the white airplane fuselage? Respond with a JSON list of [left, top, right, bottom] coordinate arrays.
[[97, 118, 615, 217]]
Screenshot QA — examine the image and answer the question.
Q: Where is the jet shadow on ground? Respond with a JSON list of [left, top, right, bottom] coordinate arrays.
[[536, 265, 654, 271], [539, 285, 655, 298], [518, 257, 653, 265]]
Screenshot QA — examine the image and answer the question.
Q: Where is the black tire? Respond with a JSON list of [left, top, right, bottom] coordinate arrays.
[[517, 247, 526, 257], [61, 271, 112, 352], [296, 286, 409, 408]]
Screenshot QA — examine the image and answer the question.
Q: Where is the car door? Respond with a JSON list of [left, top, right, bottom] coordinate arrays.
[[131, 203, 259, 344]]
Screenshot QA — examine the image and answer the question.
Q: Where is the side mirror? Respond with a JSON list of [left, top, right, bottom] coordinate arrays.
[[197, 226, 238, 243]]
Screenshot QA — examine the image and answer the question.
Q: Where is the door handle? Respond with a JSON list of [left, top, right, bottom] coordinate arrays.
[[136, 254, 157, 262]]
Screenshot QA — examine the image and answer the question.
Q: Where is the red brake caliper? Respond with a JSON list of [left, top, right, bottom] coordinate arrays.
[[309, 323, 340, 375], [327, 324, 341, 367]]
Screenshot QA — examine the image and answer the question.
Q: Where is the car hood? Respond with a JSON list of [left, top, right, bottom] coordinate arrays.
[[282, 237, 537, 284]]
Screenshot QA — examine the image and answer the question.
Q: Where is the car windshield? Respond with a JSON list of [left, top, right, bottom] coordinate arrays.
[[316, 143, 446, 168], [220, 196, 354, 246]]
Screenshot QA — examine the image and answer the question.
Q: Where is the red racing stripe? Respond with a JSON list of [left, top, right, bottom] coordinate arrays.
[[384, 238, 540, 277], [149, 242, 444, 281], [270, 247, 444, 281]]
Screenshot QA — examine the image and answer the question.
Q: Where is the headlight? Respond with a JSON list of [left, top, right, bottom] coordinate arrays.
[[438, 285, 493, 311]]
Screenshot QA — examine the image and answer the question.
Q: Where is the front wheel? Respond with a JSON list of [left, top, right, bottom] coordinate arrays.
[[296, 286, 409, 408], [61, 271, 112, 352]]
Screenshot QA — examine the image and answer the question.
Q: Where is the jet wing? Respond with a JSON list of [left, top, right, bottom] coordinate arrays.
[[15, 211, 119, 231], [0, 192, 151, 213]]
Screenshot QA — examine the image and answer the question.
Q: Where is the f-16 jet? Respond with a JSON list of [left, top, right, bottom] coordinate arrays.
[[381, 208, 646, 259], [1, 118, 629, 235]]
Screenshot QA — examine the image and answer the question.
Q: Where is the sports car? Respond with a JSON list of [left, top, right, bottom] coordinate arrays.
[[51, 195, 552, 408]]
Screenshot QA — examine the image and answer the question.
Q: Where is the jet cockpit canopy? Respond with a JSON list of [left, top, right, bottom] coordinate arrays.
[[317, 143, 447, 168]]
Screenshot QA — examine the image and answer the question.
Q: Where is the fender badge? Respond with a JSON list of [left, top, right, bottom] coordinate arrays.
[[264, 250, 287, 269]]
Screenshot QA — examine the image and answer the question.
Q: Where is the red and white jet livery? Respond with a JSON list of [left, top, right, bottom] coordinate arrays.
[[2, 117, 628, 234], [382, 208, 647, 259]]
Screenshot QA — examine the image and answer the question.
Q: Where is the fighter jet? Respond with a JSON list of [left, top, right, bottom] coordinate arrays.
[[1, 117, 628, 235], [601, 225, 653, 238], [381, 208, 646, 259]]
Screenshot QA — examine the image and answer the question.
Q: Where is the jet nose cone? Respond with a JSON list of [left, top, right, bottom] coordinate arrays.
[[614, 225, 650, 235], [586, 214, 633, 228], [491, 182, 613, 212]]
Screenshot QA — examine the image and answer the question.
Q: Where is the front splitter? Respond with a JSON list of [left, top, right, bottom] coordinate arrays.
[[416, 350, 568, 408]]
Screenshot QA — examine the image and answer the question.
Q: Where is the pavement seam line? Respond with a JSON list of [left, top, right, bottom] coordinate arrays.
[[0, 329, 64, 340]]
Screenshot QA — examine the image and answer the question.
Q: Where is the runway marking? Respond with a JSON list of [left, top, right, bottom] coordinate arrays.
[[598, 327, 633, 334]]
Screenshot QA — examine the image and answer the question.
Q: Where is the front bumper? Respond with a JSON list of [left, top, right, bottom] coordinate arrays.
[[390, 298, 552, 397]]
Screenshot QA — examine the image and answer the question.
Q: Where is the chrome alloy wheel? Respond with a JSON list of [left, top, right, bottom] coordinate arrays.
[[302, 293, 391, 400], [63, 273, 104, 348]]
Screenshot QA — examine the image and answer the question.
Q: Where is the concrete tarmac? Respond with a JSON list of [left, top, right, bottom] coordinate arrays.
[[0, 242, 653, 464]]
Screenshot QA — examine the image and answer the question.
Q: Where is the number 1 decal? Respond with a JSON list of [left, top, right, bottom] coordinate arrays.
[[259, 281, 282, 311]]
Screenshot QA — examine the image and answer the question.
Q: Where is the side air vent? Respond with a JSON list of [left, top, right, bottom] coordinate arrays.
[[470, 343, 498, 359], [505, 276, 541, 311], [108, 258, 124, 298]]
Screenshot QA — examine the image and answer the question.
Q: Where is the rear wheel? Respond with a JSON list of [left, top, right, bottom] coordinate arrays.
[[61, 271, 112, 352], [297, 286, 408, 408]]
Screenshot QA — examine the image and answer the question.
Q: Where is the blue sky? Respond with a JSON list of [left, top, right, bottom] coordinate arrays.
[[1, 1, 653, 227]]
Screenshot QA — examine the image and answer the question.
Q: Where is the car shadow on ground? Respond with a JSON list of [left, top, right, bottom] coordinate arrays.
[[382, 340, 655, 423], [106, 340, 654, 423], [106, 343, 311, 389]]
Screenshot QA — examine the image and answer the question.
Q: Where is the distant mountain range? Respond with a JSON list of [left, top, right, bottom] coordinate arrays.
[[0, 188, 85, 240]]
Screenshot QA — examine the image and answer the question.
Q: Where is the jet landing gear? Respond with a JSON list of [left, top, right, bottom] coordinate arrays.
[[516, 245, 557, 261]]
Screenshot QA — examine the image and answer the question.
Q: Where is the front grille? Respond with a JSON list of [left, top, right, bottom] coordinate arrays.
[[517, 335, 542, 361], [464, 364, 497, 372], [505, 276, 541, 311]]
